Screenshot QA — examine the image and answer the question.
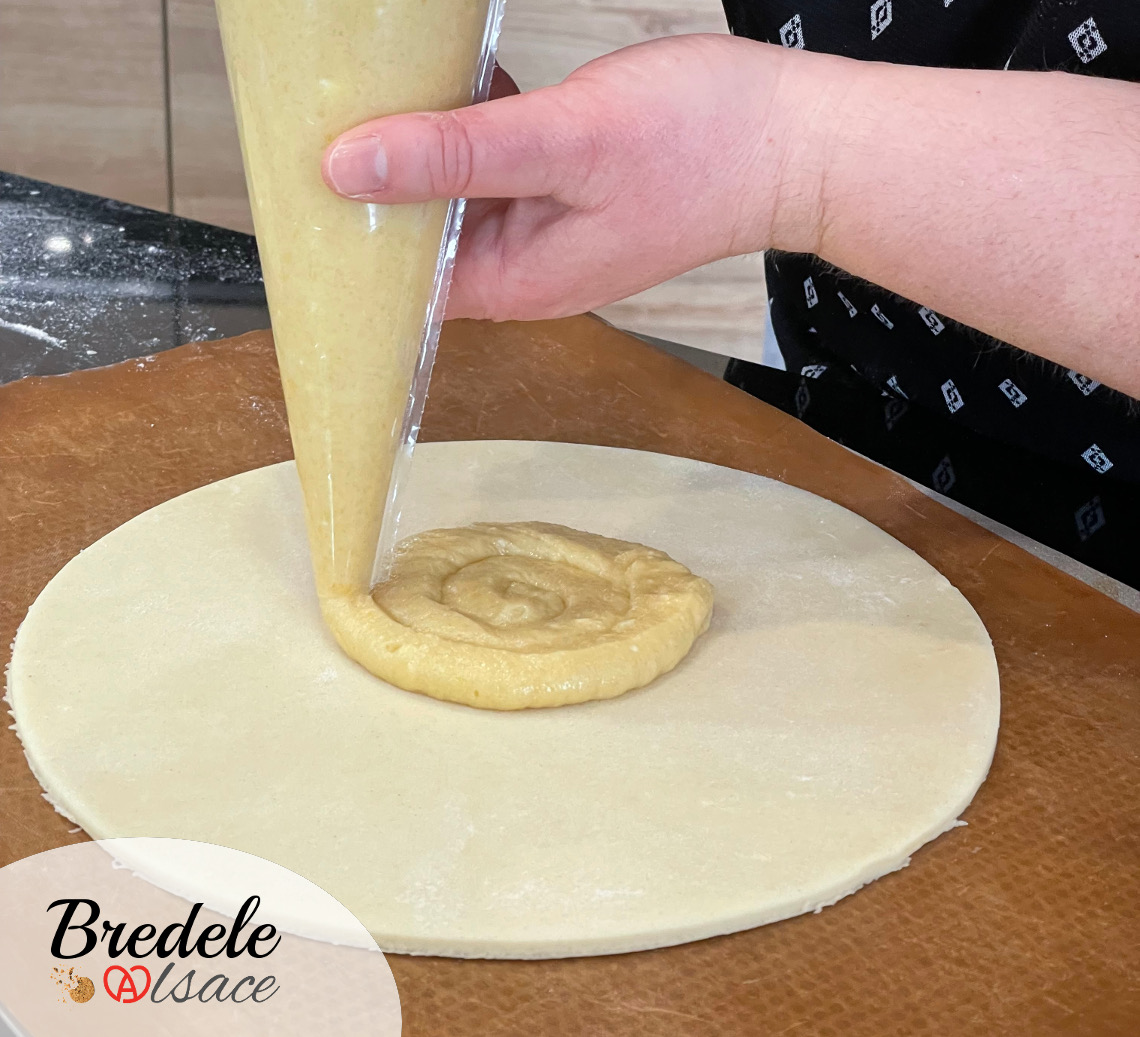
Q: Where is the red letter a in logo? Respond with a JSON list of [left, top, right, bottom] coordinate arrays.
[[103, 965, 151, 1003]]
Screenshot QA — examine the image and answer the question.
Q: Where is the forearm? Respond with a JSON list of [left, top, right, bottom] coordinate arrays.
[[322, 33, 1140, 385], [780, 53, 1140, 395]]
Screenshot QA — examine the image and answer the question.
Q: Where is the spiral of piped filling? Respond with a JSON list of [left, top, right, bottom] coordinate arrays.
[[321, 521, 714, 710]]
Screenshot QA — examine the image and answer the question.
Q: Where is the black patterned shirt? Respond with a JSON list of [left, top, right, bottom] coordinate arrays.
[[720, 0, 1140, 584]]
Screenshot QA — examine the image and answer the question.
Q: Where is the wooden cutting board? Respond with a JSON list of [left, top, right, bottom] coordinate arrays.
[[2, 315, 1137, 1036]]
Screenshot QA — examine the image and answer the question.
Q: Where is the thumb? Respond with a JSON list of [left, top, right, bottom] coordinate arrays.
[[322, 90, 576, 203]]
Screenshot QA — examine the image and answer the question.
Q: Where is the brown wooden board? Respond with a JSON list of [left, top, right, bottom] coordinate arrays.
[[2, 317, 1138, 1035]]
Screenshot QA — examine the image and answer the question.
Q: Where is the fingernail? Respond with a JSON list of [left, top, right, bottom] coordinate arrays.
[[325, 136, 388, 198]]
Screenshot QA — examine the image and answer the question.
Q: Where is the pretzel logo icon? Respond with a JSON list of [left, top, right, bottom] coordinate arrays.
[[103, 965, 151, 1004]]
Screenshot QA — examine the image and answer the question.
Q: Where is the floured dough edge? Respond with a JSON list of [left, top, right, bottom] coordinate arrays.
[[6, 634, 993, 958], [5, 646, 86, 832], [370, 812, 984, 958]]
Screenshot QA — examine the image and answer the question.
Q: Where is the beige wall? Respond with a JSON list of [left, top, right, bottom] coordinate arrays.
[[0, 0, 168, 209], [0, 0, 763, 358]]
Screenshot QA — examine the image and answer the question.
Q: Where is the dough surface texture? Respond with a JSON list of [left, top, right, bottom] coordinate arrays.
[[8, 442, 1000, 959], [326, 521, 713, 709]]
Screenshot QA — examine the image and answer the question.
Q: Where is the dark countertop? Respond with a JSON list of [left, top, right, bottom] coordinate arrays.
[[0, 172, 268, 384]]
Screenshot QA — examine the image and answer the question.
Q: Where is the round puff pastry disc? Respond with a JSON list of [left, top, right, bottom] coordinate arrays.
[[8, 441, 999, 958]]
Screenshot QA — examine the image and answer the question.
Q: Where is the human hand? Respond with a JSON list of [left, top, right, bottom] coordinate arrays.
[[322, 34, 839, 321]]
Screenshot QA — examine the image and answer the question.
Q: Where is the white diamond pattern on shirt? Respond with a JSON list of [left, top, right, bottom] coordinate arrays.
[[932, 455, 956, 493], [1082, 444, 1113, 473], [871, 303, 894, 329], [1068, 17, 1108, 64], [794, 382, 811, 418], [1067, 370, 1100, 396], [779, 13, 805, 49], [1075, 496, 1106, 541], [918, 306, 945, 335], [884, 397, 908, 431], [942, 378, 964, 413], [801, 364, 828, 379], [998, 378, 1027, 407], [804, 276, 819, 308], [837, 290, 858, 317], [870, 0, 892, 40], [886, 374, 907, 398]]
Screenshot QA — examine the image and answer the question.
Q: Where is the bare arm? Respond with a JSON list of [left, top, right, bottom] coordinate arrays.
[[796, 55, 1140, 395], [322, 36, 1140, 395]]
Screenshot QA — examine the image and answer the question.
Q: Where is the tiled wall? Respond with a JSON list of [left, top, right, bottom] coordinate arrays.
[[0, 0, 764, 358]]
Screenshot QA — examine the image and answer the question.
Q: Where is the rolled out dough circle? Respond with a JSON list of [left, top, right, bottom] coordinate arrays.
[[8, 441, 1000, 958]]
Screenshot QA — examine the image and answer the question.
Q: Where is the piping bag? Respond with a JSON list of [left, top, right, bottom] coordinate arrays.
[[216, 0, 506, 622]]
